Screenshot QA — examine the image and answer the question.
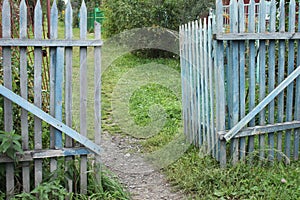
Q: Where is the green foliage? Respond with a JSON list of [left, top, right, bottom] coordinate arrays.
[[166, 147, 300, 199], [103, 0, 214, 37], [0, 130, 23, 160], [13, 180, 69, 200], [102, 0, 214, 58]]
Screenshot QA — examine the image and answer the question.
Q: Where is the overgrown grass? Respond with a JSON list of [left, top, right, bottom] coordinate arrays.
[[166, 147, 300, 199], [101, 51, 300, 199]]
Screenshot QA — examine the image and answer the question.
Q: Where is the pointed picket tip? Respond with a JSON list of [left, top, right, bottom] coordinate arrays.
[[35, 0, 41, 11], [81, 0, 87, 10], [238, 0, 244, 6], [2, 0, 11, 37], [66, 0, 72, 10], [20, 0, 27, 38], [51, 0, 57, 12], [2, 0, 10, 15], [20, 0, 27, 9], [289, 0, 296, 6]]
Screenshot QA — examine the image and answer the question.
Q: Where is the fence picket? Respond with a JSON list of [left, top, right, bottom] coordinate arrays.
[[2, 0, 14, 197], [212, 15, 219, 160], [247, 0, 256, 161], [80, 0, 88, 194], [50, 0, 58, 173], [195, 21, 202, 146], [268, 0, 276, 162], [285, 0, 296, 163], [238, 0, 246, 161], [216, 0, 226, 166], [65, 0, 74, 192], [188, 22, 193, 144], [34, 0, 43, 187], [258, 0, 266, 160], [208, 15, 215, 158], [183, 24, 189, 140], [191, 21, 196, 145], [199, 20, 206, 151], [203, 18, 210, 154], [19, 0, 30, 193], [230, 0, 239, 164], [277, 0, 285, 161], [94, 22, 101, 184]]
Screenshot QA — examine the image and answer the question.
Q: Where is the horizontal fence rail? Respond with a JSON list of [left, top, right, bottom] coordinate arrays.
[[0, 0, 102, 197], [180, 0, 300, 167]]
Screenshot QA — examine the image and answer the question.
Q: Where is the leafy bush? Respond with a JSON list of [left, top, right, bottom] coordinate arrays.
[[102, 0, 214, 57], [103, 0, 215, 37]]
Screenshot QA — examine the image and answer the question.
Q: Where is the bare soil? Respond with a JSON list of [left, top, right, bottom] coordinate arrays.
[[100, 131, 187, 200]]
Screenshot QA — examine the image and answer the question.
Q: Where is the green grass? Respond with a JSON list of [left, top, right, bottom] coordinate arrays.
[[165, 147, 300, 199], [59, 20, 300, 200], [101, 51, 300, 199]]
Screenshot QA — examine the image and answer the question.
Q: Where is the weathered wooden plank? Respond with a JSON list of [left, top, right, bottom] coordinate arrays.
[[277, 0, 285, 161], [230, 0, 239, 164], [238, 0, 246, 161], [267, 0, 276, 162], [193, 21, 198, 146], [195, 20, 202, 147], [183, 24, 189, 140], [216, 0, 223, 33], [212, 15, 219, 160], [20, 0, 30, 193], [0, 85, 102, 155], [80, 1, 88, 194], [208, 15, 215, 157], [34, 0, 43, 187], [247, 0, 256, 160], [187, 22, 193, 143], [258, 0, 267, 160], [222, 65, 300, 141], [94, 22, 102, 184], [191, 20, 196, 145], [285, 0, 296, 163], [50, 0, 58, 173], [215, 0, 226, 166], [2, 0, 14, 196], [238, 1, 246, 161], [0, 148, 92, 163], [0, 38, 103, 46], [55, 47, 64, 149], [65, 0, 73, 192], [180, 26, 186, 137], [214, 32, 300, 40], [231, 121, 300, 139], [203, 18, 210, 154], [199, 19, 206, 150], [65, 0, 73, 147]]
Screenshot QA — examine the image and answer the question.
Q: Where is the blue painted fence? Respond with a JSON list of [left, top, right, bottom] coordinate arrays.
[[0, 0, 102, 197], [180, 0, 300, 167]]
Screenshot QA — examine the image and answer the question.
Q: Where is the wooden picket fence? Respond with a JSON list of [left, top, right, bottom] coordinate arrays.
[[180, 0, 300, 167], [0, 0, 101, 198]]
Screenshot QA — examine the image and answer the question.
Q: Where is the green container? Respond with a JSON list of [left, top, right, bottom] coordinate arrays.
[[87, 7, 104, 32]]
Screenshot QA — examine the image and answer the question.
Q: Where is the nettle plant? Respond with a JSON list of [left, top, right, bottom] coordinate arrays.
[[0, 130, 24, 161]]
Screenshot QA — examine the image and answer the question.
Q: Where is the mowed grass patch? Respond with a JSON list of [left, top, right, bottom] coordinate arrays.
[[101, 53, 182, 148], [129, 83, 182, 152]]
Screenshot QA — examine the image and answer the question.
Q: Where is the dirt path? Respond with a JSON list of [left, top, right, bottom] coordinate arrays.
[[100, 131, 186, 200]]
